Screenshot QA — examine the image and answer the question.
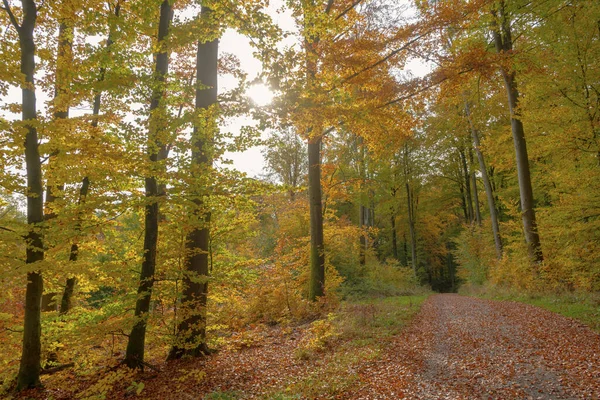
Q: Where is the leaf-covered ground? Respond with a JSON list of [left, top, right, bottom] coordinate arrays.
[[16, 294, 600, 399]]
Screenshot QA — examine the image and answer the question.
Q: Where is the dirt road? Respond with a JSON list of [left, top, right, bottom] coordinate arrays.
[[351, 294, 600, 399]]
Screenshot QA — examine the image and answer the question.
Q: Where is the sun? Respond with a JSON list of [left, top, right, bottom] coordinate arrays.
[[246, 83, 274, 107]]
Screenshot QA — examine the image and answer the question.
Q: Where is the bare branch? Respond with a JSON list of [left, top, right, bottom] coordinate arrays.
[[1, 0, 21, 31], [335, 0, 364, 20], [328, 32, 425, 92]]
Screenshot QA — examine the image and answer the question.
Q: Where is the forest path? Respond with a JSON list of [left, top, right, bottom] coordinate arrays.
[[349, 294, 600, 399]]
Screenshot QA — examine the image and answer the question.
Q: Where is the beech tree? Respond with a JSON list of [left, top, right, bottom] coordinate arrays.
[[125, 0, 174, 369], [2, 0, 44, 389], [491, 0, 543, 264], [168, 3, 219, 359]]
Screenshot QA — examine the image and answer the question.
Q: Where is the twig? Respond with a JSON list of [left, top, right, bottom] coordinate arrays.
[[40, 362, 74, 375], [1, 0, 20, 31]]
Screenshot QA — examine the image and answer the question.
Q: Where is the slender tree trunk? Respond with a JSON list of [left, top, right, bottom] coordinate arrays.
[[465, 102, 503, 259], [125, 0, 172, 369], [359, 204, 366, 265], [390, 206, 398, 260], [6, 0, 44, 390], [460, 148, 474, 223], [44, 16, 72, 219], [403, 145, 417, 276], [402, 233, 408, 267], [59, 177, 90, 314], [492, 0, 542, 264], [471, 172, 482, 226], [167, 5, 218, 360], [406, 182, 417, 276], [308, 136, 325, 300], [61, 5, 120, 313]]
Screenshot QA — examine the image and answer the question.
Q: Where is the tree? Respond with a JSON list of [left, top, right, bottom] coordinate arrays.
[[1, 0, 44, 389], [168, 3, 218, 359], [465, 98, 503, 259], [491, 0, 542, 264], [125, 0, 174, 369], [263, 128, 307, 201]]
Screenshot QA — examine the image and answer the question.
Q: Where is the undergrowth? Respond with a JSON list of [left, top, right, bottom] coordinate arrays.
[[279, 294, 430, 398]]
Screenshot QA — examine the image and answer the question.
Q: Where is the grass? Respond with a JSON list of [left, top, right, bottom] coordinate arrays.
[[278, 294, 430, 398], [464, 285, 600, 332]]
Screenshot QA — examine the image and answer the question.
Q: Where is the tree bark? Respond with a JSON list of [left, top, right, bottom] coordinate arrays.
[[59, 176, 90, 314], [492, 0, 542, 264], [471, 172, 482, 226], [308, 136, 325, 300], [125, 0, 172, 369], [303, 0, 333, 302], [167, 4, 217, 360], [8, 0, 44, 390], [44, 15, 72, 219], [390, 202, 398, 260], [459, 148, 474, 223], [403, 144, 417, 276], [465, 102, 503, 259]]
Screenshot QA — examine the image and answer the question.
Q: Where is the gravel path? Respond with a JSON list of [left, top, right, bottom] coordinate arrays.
[[350, 294, 600, 399]]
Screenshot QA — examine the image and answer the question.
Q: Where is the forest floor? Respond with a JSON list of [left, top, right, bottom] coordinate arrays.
[[15, 294, 600, 399]]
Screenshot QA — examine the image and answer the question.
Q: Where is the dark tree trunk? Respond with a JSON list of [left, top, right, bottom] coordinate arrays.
[[460, 148, 474, 223], [402, 233, 408, 267], [359, 204, 367, 265], [125, 0, 173, 369], [167, 5, 218, 360], [308, 136, 325, 300], [44, 17, 72, 218], [403, 145, 417, 276], [492, 0, 542, 264], [466, 101, 503, 259], [59, 176, 90, 314], [471, 172, 482, 226], [406, 182, 417, 276], [390, 205, 398, 260], [8, 0, 44, 390], [60, 3, 119, 313]]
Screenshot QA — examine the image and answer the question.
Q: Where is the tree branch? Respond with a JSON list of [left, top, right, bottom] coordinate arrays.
[[325, 0, 335, 14], [335, 0, 364, 20], [327, 32, 425, 92], [1, 0, 21, 31]]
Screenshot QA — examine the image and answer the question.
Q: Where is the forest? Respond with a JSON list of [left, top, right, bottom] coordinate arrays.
[[1, 0, 599, 398]]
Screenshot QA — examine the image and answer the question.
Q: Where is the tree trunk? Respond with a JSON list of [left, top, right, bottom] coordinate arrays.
[[465, 102, 503, 259], [60, 4, 119, 313], [460, 148, 474, 223], [44, 15, 72, 219], [390, 207, 398, 260], [308, 136, 325, 300], [402, 144, 417, 276], [10, 0, 44, 390], [471, 172, 482, 226], [492, 0, 542, 264], [359, 204, 366, 265], [59, 176, 90, 314], [406, 182, 417, 276], [125, 0, 172, 369], [167, 5, 217, 360]]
